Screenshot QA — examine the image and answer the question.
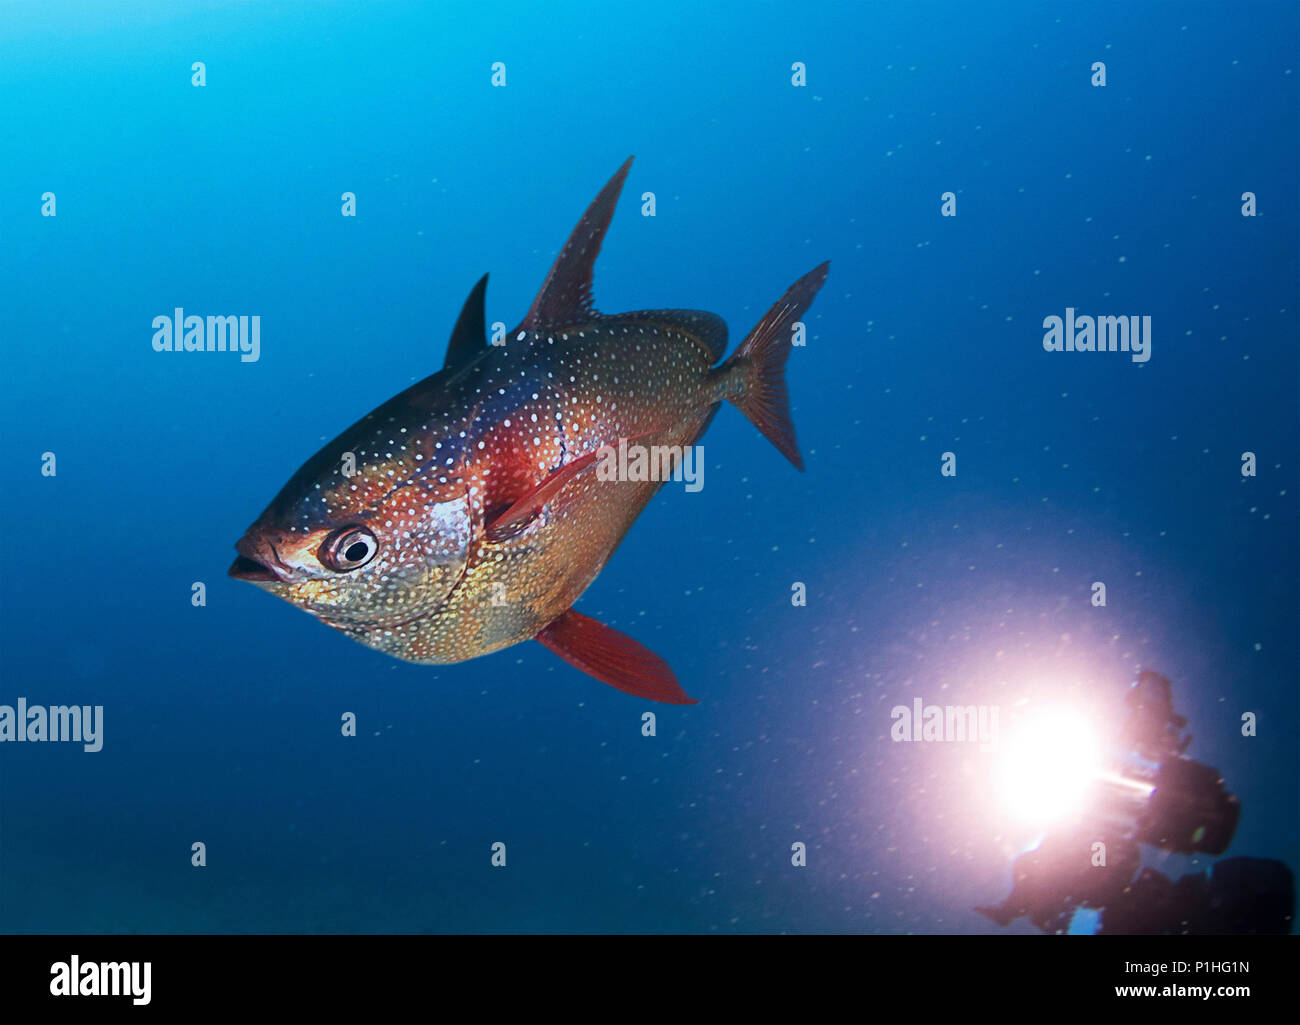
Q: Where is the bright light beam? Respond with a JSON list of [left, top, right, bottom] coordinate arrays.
[[994, 707, 1100, 826]]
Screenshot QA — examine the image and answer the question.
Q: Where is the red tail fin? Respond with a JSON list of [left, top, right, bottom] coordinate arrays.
[[720, 262, 829, 471]]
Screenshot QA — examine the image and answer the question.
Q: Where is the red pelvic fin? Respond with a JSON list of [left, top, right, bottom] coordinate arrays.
[[536, 609, 698, 705]]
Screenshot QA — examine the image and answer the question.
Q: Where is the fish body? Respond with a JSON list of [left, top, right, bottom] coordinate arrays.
[[230, 158, 828, 703]]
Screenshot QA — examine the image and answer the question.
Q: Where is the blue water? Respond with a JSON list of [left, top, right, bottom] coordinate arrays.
[[1, 1, 1295, 934]]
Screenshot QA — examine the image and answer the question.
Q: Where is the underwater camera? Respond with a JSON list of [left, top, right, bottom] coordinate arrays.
[[1097, 670, 1240, 856], [975, 671, 1292, 934]]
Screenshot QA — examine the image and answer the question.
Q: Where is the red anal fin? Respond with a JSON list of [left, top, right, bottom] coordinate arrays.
[[536, 609, 698, 705], [521, 157, 633, 330]]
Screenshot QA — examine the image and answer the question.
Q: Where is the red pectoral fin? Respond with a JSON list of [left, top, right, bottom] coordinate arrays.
[[536, 609, 698, 705], [484, 446, 604, 542], [483, 427, 664, 543]]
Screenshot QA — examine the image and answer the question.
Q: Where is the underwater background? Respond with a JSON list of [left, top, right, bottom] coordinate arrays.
[[1, 0, 1295, 934]]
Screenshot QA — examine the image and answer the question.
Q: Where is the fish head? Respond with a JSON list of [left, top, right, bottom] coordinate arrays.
[[229, 452, 473, 635]]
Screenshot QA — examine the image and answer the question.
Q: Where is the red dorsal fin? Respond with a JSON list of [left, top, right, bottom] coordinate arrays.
[[520, 157, 633, 331], [536, 609, 698, 704]]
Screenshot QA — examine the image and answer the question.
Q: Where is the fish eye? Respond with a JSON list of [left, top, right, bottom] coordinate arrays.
[[321, 526, 378, 572]]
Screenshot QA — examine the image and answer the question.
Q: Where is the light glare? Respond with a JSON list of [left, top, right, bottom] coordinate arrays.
[[994, 707, 1099, 825]]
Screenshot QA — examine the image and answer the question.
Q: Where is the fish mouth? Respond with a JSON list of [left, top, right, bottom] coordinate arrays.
[[229, 534, 290, 583], [228, 554, 281, 582]]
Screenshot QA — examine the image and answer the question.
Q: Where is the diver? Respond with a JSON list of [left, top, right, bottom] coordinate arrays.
[[1120, 670, 1190, 762], [976, 828, 1140, 933], [1098, 857, 1295, 934], [977, 671, 1293, 935]]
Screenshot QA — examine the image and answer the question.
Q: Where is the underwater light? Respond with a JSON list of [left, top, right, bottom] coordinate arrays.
[[978, 672, 1255, 933], [993, 706, 1100, 825]]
